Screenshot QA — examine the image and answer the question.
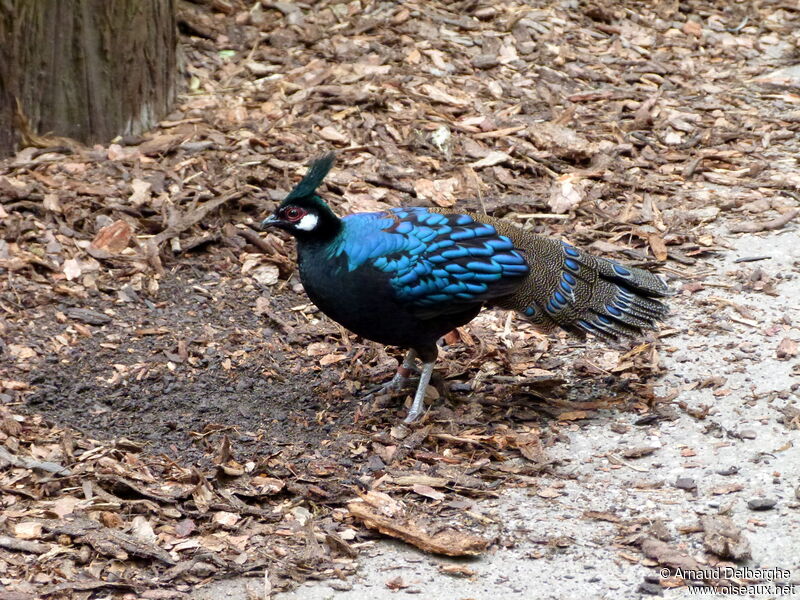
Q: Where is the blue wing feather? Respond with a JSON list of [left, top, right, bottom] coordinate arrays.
[[327, 208, 528, 317]]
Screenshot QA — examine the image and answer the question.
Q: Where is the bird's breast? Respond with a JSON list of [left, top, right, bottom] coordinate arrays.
[[296, 245, 477, 348]]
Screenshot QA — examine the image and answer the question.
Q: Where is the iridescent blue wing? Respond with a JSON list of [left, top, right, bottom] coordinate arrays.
[[331, 208, 529, 318]]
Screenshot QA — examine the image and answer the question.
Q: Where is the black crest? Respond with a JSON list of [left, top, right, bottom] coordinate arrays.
[[284, 153, 336, 203]]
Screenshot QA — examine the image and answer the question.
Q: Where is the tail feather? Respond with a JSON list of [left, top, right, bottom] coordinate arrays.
[[468, 215, 670, 340], [569, 264, 670, 341], [544, 248, 670, 341], [592, 254, 670, 299]]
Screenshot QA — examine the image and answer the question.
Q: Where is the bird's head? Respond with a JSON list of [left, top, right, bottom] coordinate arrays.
[[261, 153, 340, 239]]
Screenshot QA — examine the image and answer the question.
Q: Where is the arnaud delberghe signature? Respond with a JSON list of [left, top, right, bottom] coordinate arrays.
[[673, 567, 791, 581]]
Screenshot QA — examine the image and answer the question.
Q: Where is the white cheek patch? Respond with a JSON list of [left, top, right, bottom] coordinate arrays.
[[295, 213, 319, 231]]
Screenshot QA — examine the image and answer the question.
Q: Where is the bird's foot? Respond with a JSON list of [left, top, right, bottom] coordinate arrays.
[[361, 368, 415, 402], [362, 350, 420, 401]]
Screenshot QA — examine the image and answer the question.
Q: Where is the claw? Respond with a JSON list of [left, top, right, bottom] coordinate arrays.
[[359, 350, 437, 423], [361, 349, 419, 401], [361, 370, 412, 400]]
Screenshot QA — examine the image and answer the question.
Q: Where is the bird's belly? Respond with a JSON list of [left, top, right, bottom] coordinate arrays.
[[299, 260, 476, 348]]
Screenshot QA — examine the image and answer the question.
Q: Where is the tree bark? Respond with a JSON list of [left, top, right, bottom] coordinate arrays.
[[0, 5, 16, 155], [0, 0, 177, 156]]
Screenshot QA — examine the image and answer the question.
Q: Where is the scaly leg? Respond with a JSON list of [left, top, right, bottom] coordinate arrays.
[[362, 349, 418, 398], [403, 360, 435, 423]]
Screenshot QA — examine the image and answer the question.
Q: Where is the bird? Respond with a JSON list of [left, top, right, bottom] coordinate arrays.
[[261, 154, 671, 423]]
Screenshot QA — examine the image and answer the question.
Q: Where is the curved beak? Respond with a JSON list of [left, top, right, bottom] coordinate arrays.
[[260, 214, 280, 230]]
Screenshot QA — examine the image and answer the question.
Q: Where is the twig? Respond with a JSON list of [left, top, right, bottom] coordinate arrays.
[[145, 191, 246, 272], [0, 446, 71, 475], [728, 209, 799, 233], [605, 453, 648, 472], [156, 191, 247, 247], [733, 256, 771, 263], [363, 176, 416, 196], [509, 212, 570, 220], [236, 226, 273, 253], [0, 535, 50, 554]]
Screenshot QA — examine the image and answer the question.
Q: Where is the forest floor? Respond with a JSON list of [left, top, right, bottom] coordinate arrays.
[[1, 1, 799, 599]]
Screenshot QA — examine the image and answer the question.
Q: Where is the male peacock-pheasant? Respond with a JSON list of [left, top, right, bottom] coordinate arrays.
[[262, 154, 670, 423]]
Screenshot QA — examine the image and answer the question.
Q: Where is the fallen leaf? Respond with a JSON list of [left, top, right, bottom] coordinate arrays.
[[319, 126, 348, 143], [648, 233, 668, 261], [557, 410, 588, 421], [250, 265, 279, 285], [412, 484, 445, 501], [63, 258, 82, 281], [548, 174, 584, 214], [359, 490, 404, 517], [174, 519, 195, 537], [470, 151, 510, 169], [8, 345, 36, 360], [306, 342, 334, 356], [254, 296, 270, 315], [131, 516, 157, 544], [430, 125, 451, 153], [348, 502, 488, 556], [536, 487, 561, 499], [251, 475, 285, 494], [90, 220, 133, 254], [527, 122, 596, 160], [319, 353, 348, 366], [129, 179, 152, 206], [43, 193, 62, 213], [136, 133, 181, 156], [392, 474, 449, 487], [583, 510, 621, 523], [709, 483, 744, 495], [776, 337, 797, 360], [212, 511, 240, 528], [438, 564, 476, 577], [420, 84, 469, 106], [14, 522, 43, 540], [413, 177, 458, 207], [0, 380, 29, 391], [682, 20, 703, 37], [49, 496, 80, 518]]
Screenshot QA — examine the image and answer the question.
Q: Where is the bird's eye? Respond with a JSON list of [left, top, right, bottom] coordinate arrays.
[[284, 207, 305, 222]]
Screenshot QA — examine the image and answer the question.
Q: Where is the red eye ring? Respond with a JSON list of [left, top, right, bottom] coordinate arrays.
[[283, 206, 306, 222]]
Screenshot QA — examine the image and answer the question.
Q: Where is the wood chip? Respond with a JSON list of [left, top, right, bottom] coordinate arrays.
[[640, 537, 702, 571], [701, 515, 751, 560], [347, 502, 488, 556]]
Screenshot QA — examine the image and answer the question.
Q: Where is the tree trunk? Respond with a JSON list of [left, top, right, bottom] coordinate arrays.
[[0, 0, 177, 156], [0, 6, 16, 155]]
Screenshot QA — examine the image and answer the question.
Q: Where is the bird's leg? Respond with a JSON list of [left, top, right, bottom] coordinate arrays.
[[362, 349, 417, 398], [392, 348, 419, 388], [403, 360, 435, 423]]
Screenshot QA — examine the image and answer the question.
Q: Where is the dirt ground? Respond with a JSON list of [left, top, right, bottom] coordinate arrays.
[[23, 270, 342, 464], [1, 0, 800, 598]]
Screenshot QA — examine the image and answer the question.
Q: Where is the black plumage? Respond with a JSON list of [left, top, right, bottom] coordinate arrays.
[[262, 154, 671, 422]]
